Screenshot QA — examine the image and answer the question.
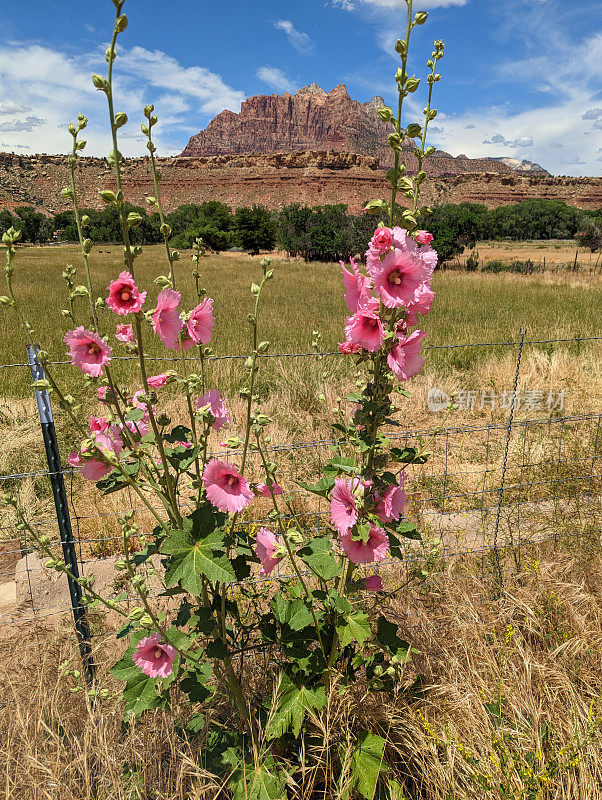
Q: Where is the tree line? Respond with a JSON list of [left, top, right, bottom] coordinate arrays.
[[1, 198, 600, 264]]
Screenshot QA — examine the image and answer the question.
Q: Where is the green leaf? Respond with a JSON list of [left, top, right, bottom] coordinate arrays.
[[297, 537, 341, 581], [349, 732, 386, 800], [389, 446, 428, 465], [297, 475, 335, 498], [125, 407, 146, 423], [395, 522, 421, 541], [229, 757, 287, 800], [271, 596, 314, 631], [323, 457, 359, 477], [161, 525, 235, 591], [266, 674, 327, 740], [337, 611, 371, 649], [375, 617, 416, 662], [122, 673, 162, 718], [180, 665, 212, 703]]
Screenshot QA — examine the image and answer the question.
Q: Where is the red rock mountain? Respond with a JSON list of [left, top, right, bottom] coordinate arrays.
[[181, 83, 534, 176]]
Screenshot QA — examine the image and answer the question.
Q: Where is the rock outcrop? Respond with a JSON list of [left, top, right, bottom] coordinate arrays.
[[1, 151, 600, 217]]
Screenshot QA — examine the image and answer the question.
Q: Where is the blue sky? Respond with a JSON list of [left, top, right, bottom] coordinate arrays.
[[0, 0, 600, 176]]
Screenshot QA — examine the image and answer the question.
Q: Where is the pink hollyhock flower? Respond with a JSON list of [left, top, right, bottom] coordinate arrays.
[[196, 389, 230, 432], [371, 250, 431, 309], [187, 298, 215, 345], [67, 451, 111, 481], [362, 575, 383, 591], [415, 230, 434, 246], [340, 524, 390, 565], [341, 258, 372, 313], [338, 340, 361, 355], [147, 373, 169, 389], [392, 226, 438, 274], [255, 527, 283, 576], [106, 271, 146, 315], [98, 386, 109, 403], [89, 416, 109, 434], [370, 227, 394, 254], [175, 440, 193, 450], [255, 481, 283, 497], [132, 632, 176, 679], [152, 288, 183, 350], [344, 298, 384, 352], [119, 418, 150, 442], [115, 324, 135, 343], [377, 474, 406, 523], [405, 283, 435, 326], [202, 459, 254, 513], [387, 329, 427, 382], [331, 477, 363, 535], [64, 327, 111, 378]]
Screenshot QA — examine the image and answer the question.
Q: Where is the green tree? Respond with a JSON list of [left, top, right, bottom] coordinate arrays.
[[234, 205, 276, 254], [13, 206, 53, 243]]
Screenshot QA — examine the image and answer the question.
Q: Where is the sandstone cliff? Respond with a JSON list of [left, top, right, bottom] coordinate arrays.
[[1, 151, 600, 217], [181, 84, 523, 177]]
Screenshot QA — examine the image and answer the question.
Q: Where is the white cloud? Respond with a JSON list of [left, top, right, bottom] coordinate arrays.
[[274, 19, 313, 53], [0, 43, 245, 157], [582, 108, 602, 120], [256, 66, 297, 94], [0, 115, 45, 132], [482, 133, 533, 148], [0, 100, 31, 115]]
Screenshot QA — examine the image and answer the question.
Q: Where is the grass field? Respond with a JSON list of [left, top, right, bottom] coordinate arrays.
[[1, 244, 601, 799], [454, 239, 601, 270]]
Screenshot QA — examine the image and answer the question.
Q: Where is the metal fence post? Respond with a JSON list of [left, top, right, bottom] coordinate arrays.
[[27, 345, 95, 685]]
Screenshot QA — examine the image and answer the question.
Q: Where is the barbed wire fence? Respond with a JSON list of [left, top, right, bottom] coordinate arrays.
[[0, 334, 600, 677]]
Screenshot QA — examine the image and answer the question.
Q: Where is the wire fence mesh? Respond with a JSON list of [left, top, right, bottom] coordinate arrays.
[[0, 335, 600, 632]]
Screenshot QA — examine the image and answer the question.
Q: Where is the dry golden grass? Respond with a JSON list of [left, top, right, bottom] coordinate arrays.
[[459, 239, 601, 270], [2, 537, 602, 799]]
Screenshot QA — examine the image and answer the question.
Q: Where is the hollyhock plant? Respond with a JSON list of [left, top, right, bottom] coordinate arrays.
[[115, 323, 135, 343], [341, 258, 372, 313], [132, 633, 177, 679], [196, 389, 230, 432], [387, 329, 427, 382], [0, 0, 446, 767], [64, 327, 111, 377], [371, 250, 431, 309], [255, 482, 283, 498], [415, 230, 434, 246], [331, 478, 363, 535], [202, 459, 254, 513], [340, 524, 390, 565], [147, 373, 169, 389], [67, 451, 111, 481], [106, 271, 146, 315], [187, 297, 215, 345], [344, 298, 384, 352], [152, 288, 183, 350], [377, 475, 406, 524], [255, 527, 283, 576], [369, 226, 394, 254]]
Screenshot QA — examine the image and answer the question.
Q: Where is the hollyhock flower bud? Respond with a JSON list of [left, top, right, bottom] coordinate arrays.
[[415, 230, 433, 246], [64, 327, 111, 377], [338, 341, 361, 355], [370, 227, 394, 254], [106, 272, 146, 315], [132, 633, 176, 679], [255, 527, 283, 576], [115, 324, 135, 342], [340, 524, 390, 565], [202, 459, 254, 514], [255, 482, 283, 498]]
